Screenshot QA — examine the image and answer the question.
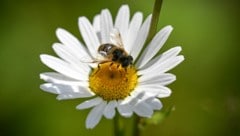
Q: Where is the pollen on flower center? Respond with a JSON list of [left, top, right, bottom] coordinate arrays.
[[89, 62, 138, 101]]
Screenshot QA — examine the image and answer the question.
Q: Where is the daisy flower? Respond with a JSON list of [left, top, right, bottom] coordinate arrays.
[[40, 5, 184, 129]]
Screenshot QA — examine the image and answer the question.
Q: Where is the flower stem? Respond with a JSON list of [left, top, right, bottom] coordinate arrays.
[[133, 115, 141, 136], [114, 113, 124, 136], [147, 0, 163, 43]]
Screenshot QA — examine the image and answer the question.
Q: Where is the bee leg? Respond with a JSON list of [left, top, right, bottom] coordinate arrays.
[[110, 62, 114, 67], [119, 69, 123, 77], [122, 73, 128, 82], [93, 64, 101, 75], [109, 62, 114, 71], [117, 65, 124, 77], [124, 67, 129, 82], [117, 64, 120, 69], [124, 67, 128, 73]]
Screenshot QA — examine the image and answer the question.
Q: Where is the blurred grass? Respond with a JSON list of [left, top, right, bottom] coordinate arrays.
[[0, 0, 239, 136]]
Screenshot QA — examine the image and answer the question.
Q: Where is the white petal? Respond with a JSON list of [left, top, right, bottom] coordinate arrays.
[[119, 88, 147, 106], [76, 97, 103, 110], [52, 43, 90, 74], [78, 17, 100, 58], [140, 46, 182, 71], [56, 86, 94, 100], [138, 55, 184, 75], [86, 101, 107, 129], [133, 91, 154, 102], [130, 15, 152, 60], [56, 28, 89, 59], [52, 42, 92, 69], [40, 54, 87, 80], [103, 100, 117, 119], [52, 43, 74, 63], [100, 9, 113, 43], [117, 102, 133, 117], [157, 55, 184, 73], [57, 92, 93, 100], [139, 85, 172, 98], [145, 98, 163, 110], [120, 89, 142, 105], [114, 5, 130, 46], [125, 12, 143, 53], [139, 73, 176, 86], [133, 100, 153, 118], [136, 25, 173, 68], [40, 83, 94, 99], [119, 90, 145, 105], [40, 83, 64, 94], [93, 15, 100, 32], [40, 72, 88, 86]]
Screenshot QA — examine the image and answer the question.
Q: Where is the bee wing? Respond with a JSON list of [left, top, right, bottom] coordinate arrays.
[[110, 28, 124, 48], [79, 56, 95, 63], [79, 54, 106, 64], [79, 56, 97, 68]]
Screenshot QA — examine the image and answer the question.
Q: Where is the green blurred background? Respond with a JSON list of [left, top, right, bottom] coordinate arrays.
[[0, 0, 239, 135]]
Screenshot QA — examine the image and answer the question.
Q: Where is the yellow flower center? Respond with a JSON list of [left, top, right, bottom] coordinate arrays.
[[89, 62, 138, 101]]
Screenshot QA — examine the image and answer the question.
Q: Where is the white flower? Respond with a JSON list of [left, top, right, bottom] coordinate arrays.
[[40, 5, 184, 129]]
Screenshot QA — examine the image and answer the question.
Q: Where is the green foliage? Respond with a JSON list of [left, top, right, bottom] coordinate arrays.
[[0, 0, 240, 136], [139, 106, 175, 130]]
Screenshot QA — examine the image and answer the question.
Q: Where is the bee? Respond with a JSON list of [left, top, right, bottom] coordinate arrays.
[[98, 43, 133, 68], [96, 30, 133, 69]]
